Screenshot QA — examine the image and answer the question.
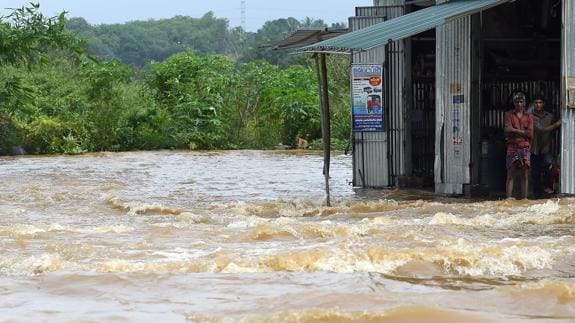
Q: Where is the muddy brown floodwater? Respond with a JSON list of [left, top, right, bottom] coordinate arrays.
[[1, 150, 574, 322]]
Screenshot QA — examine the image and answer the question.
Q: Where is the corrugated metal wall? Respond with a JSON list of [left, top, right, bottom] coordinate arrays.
[[352, 132, 388, 187], [482, 81, 561, 129], [434, 16, 471, 195], [369, 1, 407, 184], [350, 15, 388, 188], [561, 0, 575, 194], [377, 0, 408, 185], [373, 0, 403, 6], [386, 18, 407, 184], [351, 1, 406, 188]]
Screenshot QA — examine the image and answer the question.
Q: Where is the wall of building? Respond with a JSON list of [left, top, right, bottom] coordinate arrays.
[[351, 2, 406, 188], [561, 0, 575, 193], [350, 15, 388, 188], [434, 16, 472, 195]]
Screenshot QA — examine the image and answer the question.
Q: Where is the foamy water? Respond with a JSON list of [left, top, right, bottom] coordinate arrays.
[[1, 150, 574, 322]]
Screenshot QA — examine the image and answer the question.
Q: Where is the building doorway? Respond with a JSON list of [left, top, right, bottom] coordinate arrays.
[[479, 0, 562, 195], [410, 29, 436, 187]]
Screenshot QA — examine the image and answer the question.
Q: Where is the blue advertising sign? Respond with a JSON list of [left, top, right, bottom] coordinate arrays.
[[351, 65, 384, 132]]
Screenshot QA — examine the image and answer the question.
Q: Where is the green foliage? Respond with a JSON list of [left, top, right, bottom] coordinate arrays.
[[67, 13, 243, 68], [81, 60, 133, 97], [268, 65, 320, 146], [61, 133, 87, 155], [24, 115, 66, 153], [225, 61, 320, 149], [0, 4, 353, 155], [238, 17, 330, 68], [5, 51, 170, 154], [308, 138, 349, 151], [78, 60, 135, 150], [0, 70, 36, 118], [229, 60, 282, 148], [150, 51, 234, 149], [0, 3, 87, 154], [0, 3, 83, 65], [64, 14, 346, 69], [0, 113, 24, 154], [326, 55, 352, 142], [120, 109, 168, 150]]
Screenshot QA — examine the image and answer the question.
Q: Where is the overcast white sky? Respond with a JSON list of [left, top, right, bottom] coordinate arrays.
[[2, 1, 374, 31]]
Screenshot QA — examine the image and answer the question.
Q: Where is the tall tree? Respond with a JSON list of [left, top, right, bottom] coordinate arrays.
[[0, 3, 82, 65], [0, 3, 83, 154]]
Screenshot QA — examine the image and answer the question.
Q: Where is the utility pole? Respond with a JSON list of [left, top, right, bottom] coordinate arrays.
[[240, 0, 246, 32]]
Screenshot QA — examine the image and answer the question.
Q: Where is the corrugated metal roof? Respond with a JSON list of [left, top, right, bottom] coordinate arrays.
[[271, 29, 348, 50], [296, 0, 511, 53]]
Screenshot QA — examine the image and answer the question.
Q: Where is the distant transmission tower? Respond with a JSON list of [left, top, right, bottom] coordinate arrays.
[[240, 0, 246, 32]]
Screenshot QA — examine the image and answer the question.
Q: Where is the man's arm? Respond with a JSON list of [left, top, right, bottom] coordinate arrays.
[[543, 119, 561, 132], [504, 112, 525, 136], [536, 114, 561, 133], [525, 115, 534, 140], [504, 112, 517, 134]]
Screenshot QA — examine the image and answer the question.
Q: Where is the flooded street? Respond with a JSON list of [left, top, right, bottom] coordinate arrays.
[[1, 150, 574, 322]]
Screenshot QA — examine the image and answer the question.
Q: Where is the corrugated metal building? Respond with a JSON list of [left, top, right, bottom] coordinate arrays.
[[350, 3, 404, 187], [561, 0, 575, 193], [297, 0, 575, 196]]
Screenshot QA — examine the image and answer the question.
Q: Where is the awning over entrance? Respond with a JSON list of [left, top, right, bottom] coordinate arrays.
[[296, 0, 511, 53], [271, 29, 348, 50]]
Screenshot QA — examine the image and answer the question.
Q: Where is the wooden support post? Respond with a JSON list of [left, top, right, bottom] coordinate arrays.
[[314, 53, 331, 206]]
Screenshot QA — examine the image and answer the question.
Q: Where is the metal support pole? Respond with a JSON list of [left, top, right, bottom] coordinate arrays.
[[315, 53, 331, 206]]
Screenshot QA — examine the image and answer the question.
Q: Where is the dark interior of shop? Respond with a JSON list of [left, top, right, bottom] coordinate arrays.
[[407, 0, 562, 195], [480, 0, 561, 193]]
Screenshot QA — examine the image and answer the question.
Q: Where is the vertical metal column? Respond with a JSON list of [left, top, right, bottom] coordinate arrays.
[[470, 14, 482, 187], [386, 24, 407, 186], [435, 15, 472, 195], [560, 0, 575, 194], [379, 0, 407, 186]]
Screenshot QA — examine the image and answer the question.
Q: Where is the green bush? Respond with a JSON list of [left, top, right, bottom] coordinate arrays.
[[309, 137, 350, 151], [24, 116, 66, 153], [0, 113, 24, 154], [61, 133, 87, 155], [149, 51, 234, 149]]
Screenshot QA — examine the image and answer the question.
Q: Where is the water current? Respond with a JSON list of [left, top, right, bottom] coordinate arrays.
[[1, 150, 574, 322]]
